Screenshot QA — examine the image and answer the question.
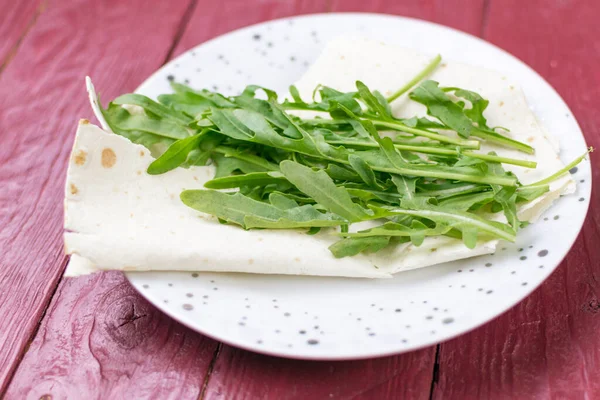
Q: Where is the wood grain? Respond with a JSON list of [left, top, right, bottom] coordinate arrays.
[[4, 272, 219, 399], [433, 0, 600, 398], [0, 0, 44, 69], [329, 0, 486, 35], [172, 0, 331, 57], [0, 0, 197, 394], [203, 346, 436, 400]]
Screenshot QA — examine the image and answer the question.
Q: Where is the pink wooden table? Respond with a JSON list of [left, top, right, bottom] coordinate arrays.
[[1, 1, 598, 398]]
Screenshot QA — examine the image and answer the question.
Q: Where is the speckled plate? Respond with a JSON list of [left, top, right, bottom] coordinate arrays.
[[125, 13, 591, 360]]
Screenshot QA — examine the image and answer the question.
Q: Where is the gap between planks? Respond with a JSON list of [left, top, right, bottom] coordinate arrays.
[[199, 343, 223, 400], [162, 0, 200, 66], [0, 256, 68, 399]]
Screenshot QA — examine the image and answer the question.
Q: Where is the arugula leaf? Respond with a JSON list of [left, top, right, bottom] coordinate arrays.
[[443, 87, 490, 128], [374, 205, 516, 244], [147, 131, 207, 175], [171, 83, 237, 109], [342, 221, 450, 241], [268, 192, 299, 210], [356, 81, 392, 120], [348, 154, 383, 189], [103, 104, 190, 140], [391, 175, 417, 200], [438, 191, 495, 211], [409, 80, 476, 138], [113, 93, 191, 124], [204, 171, 289, 189], [410, 81, 534, 153], [181, 190, 345, 229], [280, 160, 370, 222], [329, 236, 392, 258]]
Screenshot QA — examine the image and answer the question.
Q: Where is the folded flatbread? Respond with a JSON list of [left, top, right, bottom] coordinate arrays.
[[63, 37, 574, 278]]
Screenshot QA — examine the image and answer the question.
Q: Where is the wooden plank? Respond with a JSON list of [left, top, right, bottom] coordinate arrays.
[[203, 346, 436, 400], [198, 2, 484, 399], [0, 0, 44, 68], [433, 0, 600, 398], [329, 0, 486, 34], [172, 0, 331, 57], [0, 0, 201, 394], [4, 272, 219, 399]]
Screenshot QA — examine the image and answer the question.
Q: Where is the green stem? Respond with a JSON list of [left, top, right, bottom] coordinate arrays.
[[213, 146, 280, 170], [387, 208, 516, 242], [387, 54, 443, 103], [373, 165, 517, 186], [326, 139, 535, 168], [461, 151, 536, 168], [525, 147, 592, 186], [373, 120, 480, 149], [473, 129, 534, 154]]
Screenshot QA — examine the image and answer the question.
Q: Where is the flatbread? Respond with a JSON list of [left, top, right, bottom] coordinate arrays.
[[64, 37, 574, 278]]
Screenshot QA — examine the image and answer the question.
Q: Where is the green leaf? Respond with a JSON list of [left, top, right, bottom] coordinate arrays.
[[113, 93, 191, 124], [181, 190, 284, 227], [438, 191, 495, 211], [204, 171, 288, 189], [516, 185, 549, 202], [103, 104, 190, 140], [158, 92, 214, 118], [460, 226, 478, 249], [269, 192, 299, 210], [171, 83, 236, 109], [245, 205, 345, 229], [409, 80, 475, 138], [324, 164, 362, 182], [493, 186, 519, 229], [348, 154, 382, 189], [355, 81, 392, 120], [280, 160, 369, 222], [147, 131, 206, 175], [343, 221, 450, 241], [181, 190, 345, 229], [391, 175, 417, 200], [379, 205, 516, 243], [328, 236, 392, 258], [410, 81, 533, 153], [443, 87, 490, 129]]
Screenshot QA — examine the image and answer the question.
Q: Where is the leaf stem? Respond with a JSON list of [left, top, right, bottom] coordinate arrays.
[[473, 129, 534, 154], [525, 147, 593, 186], [387, 54, 442, 103], [372, 120, 480, 149], [325, 140, 536, 168]]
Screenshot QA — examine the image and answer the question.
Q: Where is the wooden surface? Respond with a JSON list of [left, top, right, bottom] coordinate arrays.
[[0, 0, 597, 398]]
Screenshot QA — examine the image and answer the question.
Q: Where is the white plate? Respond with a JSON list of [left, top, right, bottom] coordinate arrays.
[[126, 13, 591, 359]]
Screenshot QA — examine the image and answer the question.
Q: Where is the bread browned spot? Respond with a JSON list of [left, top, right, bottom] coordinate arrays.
[[73, 150, 87, 165], [101, 148, 116, 168], [70, 183, 78, 195]]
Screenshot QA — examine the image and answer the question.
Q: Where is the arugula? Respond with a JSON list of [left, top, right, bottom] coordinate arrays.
[[94, 55, 589, 259]]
